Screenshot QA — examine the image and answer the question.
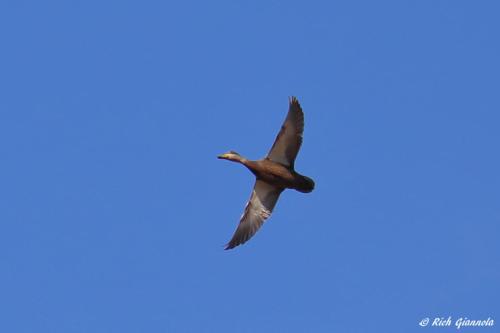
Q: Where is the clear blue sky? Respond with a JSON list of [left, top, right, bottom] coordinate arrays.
[[1, 1, 499, 332]]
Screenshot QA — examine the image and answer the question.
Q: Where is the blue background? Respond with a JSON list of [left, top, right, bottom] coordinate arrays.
[[1, 1, 499, 332]]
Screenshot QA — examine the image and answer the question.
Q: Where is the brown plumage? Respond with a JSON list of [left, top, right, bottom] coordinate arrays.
[[218, 96, 315, 250]]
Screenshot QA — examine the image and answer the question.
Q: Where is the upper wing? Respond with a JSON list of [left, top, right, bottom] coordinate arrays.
[[225, 180, 283, 250], [266, 96, 304, 168]]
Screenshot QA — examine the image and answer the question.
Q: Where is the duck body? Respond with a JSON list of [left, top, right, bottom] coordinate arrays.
[[244, 159, 315, 193]]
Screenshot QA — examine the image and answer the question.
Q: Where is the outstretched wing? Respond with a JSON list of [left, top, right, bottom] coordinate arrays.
[[225, 180, 283, 250], [266, 96, 304, 168]]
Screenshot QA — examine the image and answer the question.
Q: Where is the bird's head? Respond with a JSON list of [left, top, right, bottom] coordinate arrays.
[[217, 150, 242, 162]]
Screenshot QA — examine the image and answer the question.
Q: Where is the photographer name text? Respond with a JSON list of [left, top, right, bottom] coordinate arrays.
[[419, 316, 494, 329]]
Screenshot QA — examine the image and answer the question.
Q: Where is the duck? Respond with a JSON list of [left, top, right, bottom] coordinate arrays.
[[218, 96, 315, 250]]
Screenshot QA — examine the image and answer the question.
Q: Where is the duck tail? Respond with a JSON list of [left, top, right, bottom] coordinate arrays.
[[296, 175, 315, 193]]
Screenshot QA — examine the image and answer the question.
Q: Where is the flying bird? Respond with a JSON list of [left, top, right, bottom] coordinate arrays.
[[218, 96, 315, 250]]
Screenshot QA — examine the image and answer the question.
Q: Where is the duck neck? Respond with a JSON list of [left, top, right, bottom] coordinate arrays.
[[234, 155, 249, 165]]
